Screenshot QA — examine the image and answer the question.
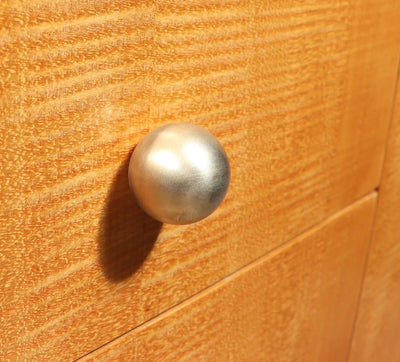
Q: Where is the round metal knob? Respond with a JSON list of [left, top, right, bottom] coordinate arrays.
[[128, 123, 230, 225]]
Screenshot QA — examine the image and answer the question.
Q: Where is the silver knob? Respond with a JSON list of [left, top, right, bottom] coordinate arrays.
[[128, 123, 230, 224]]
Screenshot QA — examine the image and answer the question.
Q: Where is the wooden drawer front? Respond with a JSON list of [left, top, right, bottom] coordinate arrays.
[[83, 193, 377, 361], [1, 1, 399, 360]]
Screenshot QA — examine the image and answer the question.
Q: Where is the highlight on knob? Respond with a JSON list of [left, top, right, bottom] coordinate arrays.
[[128, 123, 231, 225]]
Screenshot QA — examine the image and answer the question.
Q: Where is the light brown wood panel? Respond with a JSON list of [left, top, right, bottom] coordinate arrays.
[[0, 1, 399, 360], [82, 193, 377, 361], [349, 67, 400, 361]]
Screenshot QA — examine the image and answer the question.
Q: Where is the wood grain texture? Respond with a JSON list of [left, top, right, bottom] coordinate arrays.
[[82, 193, 377, 361], [349, 65, 400, 361], [0, 0, 399, 359]]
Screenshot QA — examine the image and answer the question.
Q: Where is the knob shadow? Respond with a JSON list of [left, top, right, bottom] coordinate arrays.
[[98, 150, 162, 282]]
